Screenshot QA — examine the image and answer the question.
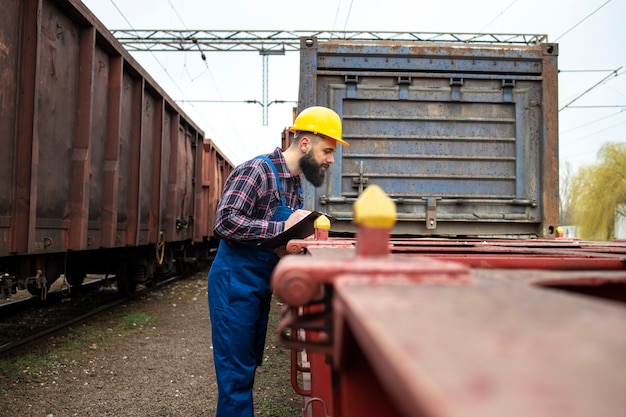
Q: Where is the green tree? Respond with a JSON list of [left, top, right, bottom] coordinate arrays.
[[559, 161, 575, 225], [570, 142, 626, 240]]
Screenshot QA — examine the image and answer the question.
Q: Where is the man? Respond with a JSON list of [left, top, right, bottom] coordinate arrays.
[[207, 106, 349, 416]]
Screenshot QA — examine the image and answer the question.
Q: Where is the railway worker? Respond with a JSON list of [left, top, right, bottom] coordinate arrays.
[[207, 106, 348, 416]]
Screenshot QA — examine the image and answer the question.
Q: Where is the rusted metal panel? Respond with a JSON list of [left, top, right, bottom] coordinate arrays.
[[192, 130, 204, 243], [148, 96, 165, 245], [274, 190, 626, 416], [137, 90, 157, 246], [0, 0, 214, 293], [1, 0, 40, 256], [178, 127, 195, 241], [158, 108, 173, 235], [199, 141, 213, 240], [34, 0, 82, 254], [273, 249, 472, 307], [287, 237, 626, 271], [68, 26, 96, 251], [88, 46, 113, 249], [163, 119, 196, 242], [124, 77, 144, 247], [275, 237, 626, 417], [200, 139, 235, 241], [297, 37, 559, 237], [333, 273, 626, 417], [165, 115, 181, 243], [540, 43, 560, 237], [1, 0, 207, 265]]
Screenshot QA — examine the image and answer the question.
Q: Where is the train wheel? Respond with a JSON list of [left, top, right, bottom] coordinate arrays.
[[117, 258, 156, 295], [26, 280, 45, 297], [66, 271, 86, 295], [144, 259, 158, 288], [26, 268, 53, 298], [116, 262, 138, 296]]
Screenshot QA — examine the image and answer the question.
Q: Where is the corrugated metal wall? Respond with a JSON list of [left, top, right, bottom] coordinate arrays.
[[297, 37, 559, 237]]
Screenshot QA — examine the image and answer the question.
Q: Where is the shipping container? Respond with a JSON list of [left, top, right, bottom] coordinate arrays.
[[296, 36, 559, 238]]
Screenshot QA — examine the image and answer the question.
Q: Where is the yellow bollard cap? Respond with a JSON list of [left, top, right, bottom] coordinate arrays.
[[353, 185, 396, 228], [314, 215, 331, 230]]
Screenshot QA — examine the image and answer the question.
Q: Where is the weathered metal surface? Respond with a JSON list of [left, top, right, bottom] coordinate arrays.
[[0, 0, 233, 286], [0, 0, 203, 254], [275, 188, 626, 417], [200, 139, 234, 240], [277, 238, 626, 417], [288, 237, 626, 271], [297, 36, 559, 237], [278, 237, 626, 417], [273, 249, 472, 307], [333, 272, 626, 417]]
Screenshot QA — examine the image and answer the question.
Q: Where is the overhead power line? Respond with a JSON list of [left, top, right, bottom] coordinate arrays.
[[554, 0, 612, 41], [478, 0, 518, 32], [561, 118, 626, 148], [560, 109, 626, 134], [108, 0, 241, 157], [559, 67, 623, 111], [166, 0, 187, 29], [343, 0, 355, 31], [566, 105, 626, 109], [560, 69, 620, 73]]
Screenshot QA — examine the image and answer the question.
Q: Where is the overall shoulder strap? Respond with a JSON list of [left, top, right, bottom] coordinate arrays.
[[256, 155, 286, 204]]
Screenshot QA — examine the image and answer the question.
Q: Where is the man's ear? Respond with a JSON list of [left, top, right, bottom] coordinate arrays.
[[299, 136, 311, 153]]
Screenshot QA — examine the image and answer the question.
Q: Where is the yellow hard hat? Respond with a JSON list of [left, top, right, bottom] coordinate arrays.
[[290, 106, 349, 146]]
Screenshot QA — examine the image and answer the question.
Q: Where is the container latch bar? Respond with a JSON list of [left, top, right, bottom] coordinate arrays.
[[427, 197, 438, 229]]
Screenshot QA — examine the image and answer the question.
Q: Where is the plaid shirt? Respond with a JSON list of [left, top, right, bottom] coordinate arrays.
[[213, 147, 304, 243]]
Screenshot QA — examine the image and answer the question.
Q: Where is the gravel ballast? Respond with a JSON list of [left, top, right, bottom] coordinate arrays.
[[0, 268, 301, 417]]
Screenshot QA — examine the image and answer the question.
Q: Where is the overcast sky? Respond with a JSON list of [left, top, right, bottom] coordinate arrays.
[[81, 0, 625, 179]]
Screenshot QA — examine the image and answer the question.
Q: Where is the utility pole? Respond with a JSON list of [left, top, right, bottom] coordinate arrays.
[[260, 49, 285, 125]]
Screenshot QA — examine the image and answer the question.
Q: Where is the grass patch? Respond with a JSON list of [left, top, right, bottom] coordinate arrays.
[[0, 353, 48, 381], [121, 312, 152, 327]]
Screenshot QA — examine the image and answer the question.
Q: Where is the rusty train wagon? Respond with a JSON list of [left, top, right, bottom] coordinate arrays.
[[0, 0, 233, 297]]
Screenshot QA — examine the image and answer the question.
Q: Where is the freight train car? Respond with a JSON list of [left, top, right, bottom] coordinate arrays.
[[274, 36, 626, 417], [273, 187, 626, 417], [0, 0, 233, 298], [294, 36, 559, 238]]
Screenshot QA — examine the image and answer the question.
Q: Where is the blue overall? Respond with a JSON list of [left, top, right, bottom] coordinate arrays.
[[208, 156, 299, 417]]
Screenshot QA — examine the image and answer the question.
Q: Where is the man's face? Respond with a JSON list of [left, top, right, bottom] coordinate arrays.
[[299, 135, 337, 187]]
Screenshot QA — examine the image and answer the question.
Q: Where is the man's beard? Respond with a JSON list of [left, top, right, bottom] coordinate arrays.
[[299, 151, 328, 187]]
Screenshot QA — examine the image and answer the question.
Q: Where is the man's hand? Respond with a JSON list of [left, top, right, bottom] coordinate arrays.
[[284, 209, 311, 230]]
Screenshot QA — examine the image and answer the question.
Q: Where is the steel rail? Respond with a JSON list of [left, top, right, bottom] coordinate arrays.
[[0, 273, 183, 355]]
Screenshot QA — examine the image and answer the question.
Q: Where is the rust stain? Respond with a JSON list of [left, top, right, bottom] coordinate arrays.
[[0, 40, 9, 58]]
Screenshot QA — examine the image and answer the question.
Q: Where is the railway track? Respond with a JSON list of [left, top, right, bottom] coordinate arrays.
[[0, 273, 187, 355]]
